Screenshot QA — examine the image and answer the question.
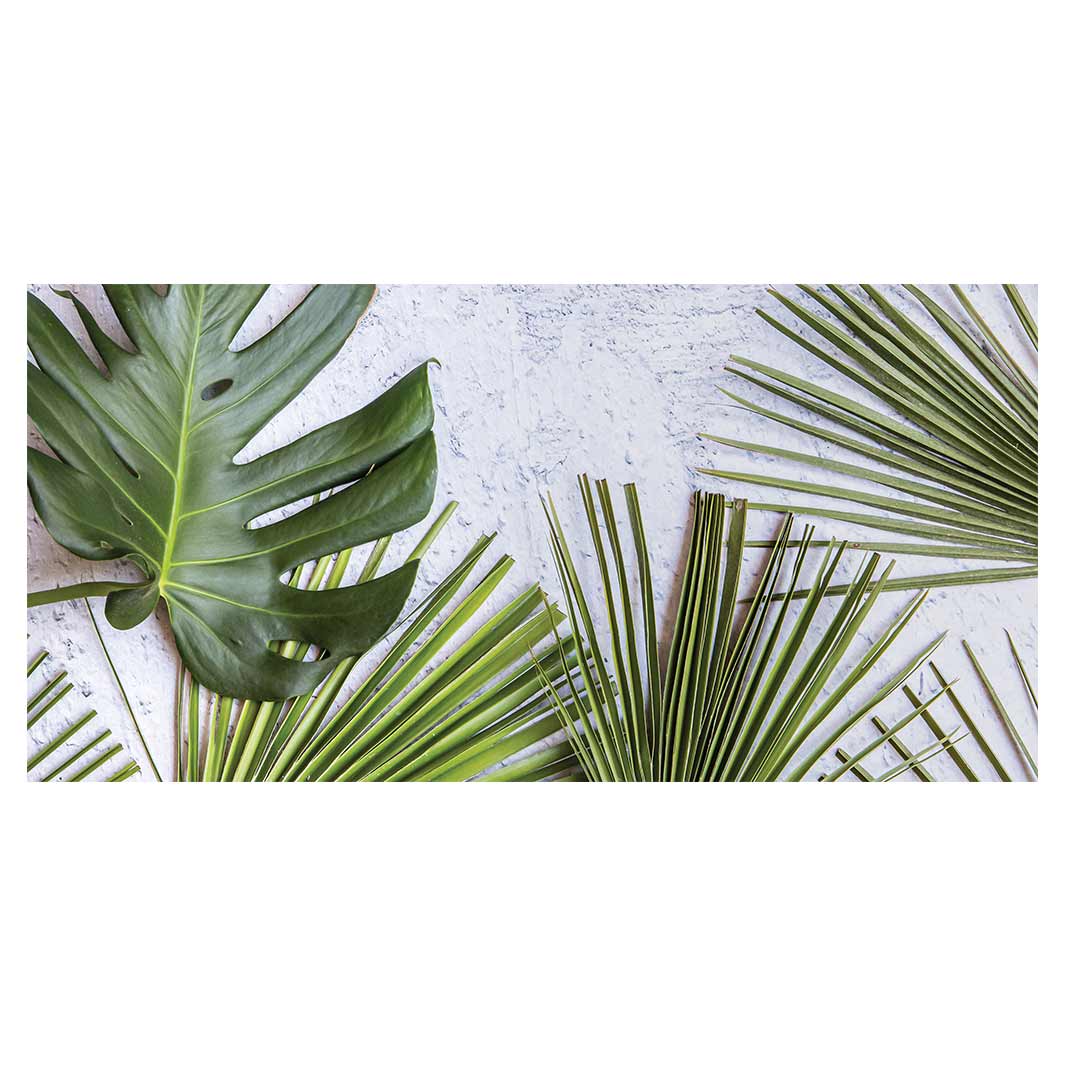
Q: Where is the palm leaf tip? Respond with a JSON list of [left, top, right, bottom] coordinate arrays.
[[703, 284, 1037, 596], [542, 477, 941, 782], [27, 648, 141, 782]]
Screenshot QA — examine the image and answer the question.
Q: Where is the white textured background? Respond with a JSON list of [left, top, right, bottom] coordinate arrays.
[[26, 284, 1038, 781]]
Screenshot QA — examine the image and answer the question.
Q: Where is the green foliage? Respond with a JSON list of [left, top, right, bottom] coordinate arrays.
[[28, 285, 437, 700], [539, 478, 955, 781], [827, 633, 1037, 781], [168, 504, 581, 782], [27, 648, 140, 782], [701, 285, 1037, 594]]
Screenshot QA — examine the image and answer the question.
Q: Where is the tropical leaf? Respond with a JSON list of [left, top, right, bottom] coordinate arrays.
[[700, 284, 1037, 594], [823, 631, 1037, 781], [538, 478, 952, 781], [27, 648, 140, 782], [179, 514, 581, 782], [57, 502, 581, 782], [27, 284, 438, 701]]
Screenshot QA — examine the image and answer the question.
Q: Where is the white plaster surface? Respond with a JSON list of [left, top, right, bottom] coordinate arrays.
[[26, 284, 1038, 781]]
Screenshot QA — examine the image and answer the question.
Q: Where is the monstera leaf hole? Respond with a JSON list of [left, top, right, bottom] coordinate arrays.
[[247, 480, 359, 533], [28, 283, 438, 701], [200, 378, 233, 401]]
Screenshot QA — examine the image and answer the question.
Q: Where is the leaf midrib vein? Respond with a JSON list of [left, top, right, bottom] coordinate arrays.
[[158, 288, 205, 587], [166, 580, 337, 618], [169, 505, 369, 568], [178, 454, 362, 523]]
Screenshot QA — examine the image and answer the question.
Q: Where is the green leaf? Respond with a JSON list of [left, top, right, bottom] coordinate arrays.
[[156, 504, 582, 782], [871, 714, 934, 781], [886, 633, 1038, 782], [26, 650, 140, 782], [1004, 284, 1038, 348], [908, 694, 979, 781], [27, 285, 438, 700], [962, 641, 1037, 778], [541, 482, 931, 781], [703, 285, 1037, 594], [1006, 630, 1038, 711]]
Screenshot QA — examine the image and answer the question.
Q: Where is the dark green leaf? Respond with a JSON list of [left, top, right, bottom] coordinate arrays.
[[27, 285, 438, 699]]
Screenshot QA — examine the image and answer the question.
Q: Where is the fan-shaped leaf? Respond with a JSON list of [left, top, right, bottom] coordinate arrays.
[[700, 284, 1037, 593], [540, 479, 939, 781]]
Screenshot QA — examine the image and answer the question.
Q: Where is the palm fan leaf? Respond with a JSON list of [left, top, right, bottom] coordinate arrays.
[[27, 648, 141, 781], [700, 284, 1037, 594], [172, 502, 582, 782], [825, 631, 1036, 781], [538, 477, 954, 782]]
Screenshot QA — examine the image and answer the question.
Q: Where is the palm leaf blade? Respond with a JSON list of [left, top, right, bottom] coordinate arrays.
[[704, 285, 1037, 594]]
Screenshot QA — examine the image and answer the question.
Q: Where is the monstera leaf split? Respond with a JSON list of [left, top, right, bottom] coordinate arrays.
[[27, 285, 438, 701]]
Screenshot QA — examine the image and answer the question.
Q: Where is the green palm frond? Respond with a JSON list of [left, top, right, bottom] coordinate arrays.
[[824, 631, 1036, 781], [539, 477, 954, 782], [174, 503, 581, 782], [27, 649, 141, 782], [700, 284, 1037, 594]]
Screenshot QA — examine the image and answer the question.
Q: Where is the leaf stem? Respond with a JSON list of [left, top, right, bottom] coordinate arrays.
[[28, 580, 150, 608], [85, 600, 162, 781]]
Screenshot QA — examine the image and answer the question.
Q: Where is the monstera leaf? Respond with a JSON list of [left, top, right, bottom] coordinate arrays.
[[27, 285, 437, 701]]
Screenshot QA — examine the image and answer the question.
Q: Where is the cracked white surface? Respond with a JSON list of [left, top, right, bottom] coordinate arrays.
[[26, 284, 1038, 781]]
